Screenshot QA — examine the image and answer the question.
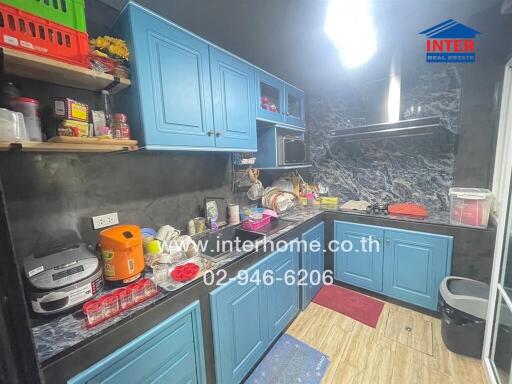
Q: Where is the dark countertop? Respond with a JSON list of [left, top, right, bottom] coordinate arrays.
[[32, 206, 496, 380]]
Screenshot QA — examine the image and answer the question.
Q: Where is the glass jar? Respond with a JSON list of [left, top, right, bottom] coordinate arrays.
[[111, 113, 130, 140]]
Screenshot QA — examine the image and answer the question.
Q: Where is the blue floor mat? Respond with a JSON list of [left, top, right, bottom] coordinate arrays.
[[244, 334, 329, 384]]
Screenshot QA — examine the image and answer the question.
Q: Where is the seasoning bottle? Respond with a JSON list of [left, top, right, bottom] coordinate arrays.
[[100, 90, 113, 127], [111, 113, 131, 140]]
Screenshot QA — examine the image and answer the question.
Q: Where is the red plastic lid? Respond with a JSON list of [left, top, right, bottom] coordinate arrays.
[[99, 295, 116, 304], [83, 300, 101, 313], [114, 288, 130, 298], [113, 113, 127, 122], [12, 97, 39, 104], [171, 263, 200, 282]]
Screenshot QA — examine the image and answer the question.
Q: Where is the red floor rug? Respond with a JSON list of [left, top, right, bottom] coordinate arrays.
[[312, 285, 385, 328]]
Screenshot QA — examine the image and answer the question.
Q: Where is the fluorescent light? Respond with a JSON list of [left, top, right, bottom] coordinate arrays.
[[324, 0, 377, 68]]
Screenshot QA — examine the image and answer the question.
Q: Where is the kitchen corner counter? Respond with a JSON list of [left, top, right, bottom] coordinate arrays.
[[34, 206, 495, 383]]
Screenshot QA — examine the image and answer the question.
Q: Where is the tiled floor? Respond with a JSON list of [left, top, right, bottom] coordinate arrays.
[[286, 299, 487, 384]]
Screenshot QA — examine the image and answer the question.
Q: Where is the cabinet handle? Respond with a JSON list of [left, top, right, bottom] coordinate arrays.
[[386, 239, 390, 245], [207, 131, 214, 137], [215, 132, 223, 137]]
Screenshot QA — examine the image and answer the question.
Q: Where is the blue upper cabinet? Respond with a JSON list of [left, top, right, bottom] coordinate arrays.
[[113, 3, 259, 151], [284, 84, 305, 127], [256, 70, 285, 123], [209, 47, 257, 151], [334, 221, 384, 292], [121, 4, 215, 149], [383, 228, 452, 310], [68, 301, 206, 384], [301, 222, 325, 309]]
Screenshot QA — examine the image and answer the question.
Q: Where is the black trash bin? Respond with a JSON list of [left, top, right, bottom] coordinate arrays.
[[438, 276, 489, 359]]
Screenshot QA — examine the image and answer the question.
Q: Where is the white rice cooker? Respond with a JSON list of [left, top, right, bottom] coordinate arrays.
[[23, 243, 104, 316]]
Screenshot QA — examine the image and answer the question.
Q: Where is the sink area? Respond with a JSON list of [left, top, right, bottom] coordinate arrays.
[[196, 225, 264, 260], [196, 218, 295, 261]]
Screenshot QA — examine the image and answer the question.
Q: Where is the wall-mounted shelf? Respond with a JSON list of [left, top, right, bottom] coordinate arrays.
[[0, 140, 138, 153], [0, 47, 130, 94]]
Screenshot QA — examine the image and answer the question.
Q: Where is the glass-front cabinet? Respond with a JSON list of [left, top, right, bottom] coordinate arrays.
[[256, 71, 285, 123], [284, 84, 305, 127], [256, 70, 305, 128]]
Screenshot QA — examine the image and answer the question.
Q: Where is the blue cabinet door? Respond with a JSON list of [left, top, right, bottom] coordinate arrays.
[[334, 221, 384, 292], [210, 261, 269, 384], [266, 246, 299, 341], [284, 84, 305, 127], [255, 70, 285, 123], [383, 229, 452, 310], [68, 301, 206, 384], [209, 47, 257, 151], [128, 5, 215, 149], [301, 222, 325, 309]]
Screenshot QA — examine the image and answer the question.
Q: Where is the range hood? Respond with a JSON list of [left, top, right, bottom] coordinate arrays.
[[329, 116, 455, 141]]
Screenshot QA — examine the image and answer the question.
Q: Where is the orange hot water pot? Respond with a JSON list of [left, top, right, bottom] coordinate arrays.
[[99, 225, 145, 284]]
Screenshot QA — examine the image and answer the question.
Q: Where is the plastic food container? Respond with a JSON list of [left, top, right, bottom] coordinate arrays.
[[0, 109, 26, 141], [140, 278, 158, 297], [100, 295, 119, 317], [130, 283, 145, 303], [449, 188, 493, 228], [115, 288, 132, 310], [11, 97, 42, 141], [83, 300, 103, 325]]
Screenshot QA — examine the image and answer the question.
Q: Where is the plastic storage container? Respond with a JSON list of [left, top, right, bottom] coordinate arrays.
[[0, 109, 26, 141], [1, 0, 87, 32], [438, 276, 489, 358], [449, 188, 493, 228], [11, 97, 42, 141], [0, 3, 90, 67]]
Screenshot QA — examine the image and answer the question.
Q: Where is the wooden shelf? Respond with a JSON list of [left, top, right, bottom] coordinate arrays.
[[0, 141, 138, 153], [1, 47, 131, 94]]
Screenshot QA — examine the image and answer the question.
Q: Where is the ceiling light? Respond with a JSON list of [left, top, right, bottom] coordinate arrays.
[[324, 0, 377, 68]]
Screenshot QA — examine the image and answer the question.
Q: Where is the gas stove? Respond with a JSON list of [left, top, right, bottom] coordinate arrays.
[[366, 203, 389, 215]]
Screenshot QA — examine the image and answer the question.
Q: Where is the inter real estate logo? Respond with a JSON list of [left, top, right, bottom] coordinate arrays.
[[419, 19, 481, 63]]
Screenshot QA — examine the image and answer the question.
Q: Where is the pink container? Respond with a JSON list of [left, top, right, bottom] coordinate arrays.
[[242, 215, 271, 231]]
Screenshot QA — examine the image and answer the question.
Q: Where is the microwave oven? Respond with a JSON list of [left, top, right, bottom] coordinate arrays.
[[277, 135, 306, 166]]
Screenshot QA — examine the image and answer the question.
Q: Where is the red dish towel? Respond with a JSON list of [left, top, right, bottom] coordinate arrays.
[[312, 285, 384, 328]]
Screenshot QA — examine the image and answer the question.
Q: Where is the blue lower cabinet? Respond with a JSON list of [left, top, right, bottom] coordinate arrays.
[[266, 246, 299, 340], [210, 244, 300, 384], [383, 228, 453, 310], [334, 221, 384, 292], [68, 301, 206, 384], [333, 221, 453, 311], [301, 222, 325, 309], [210, 260, 269, 384]]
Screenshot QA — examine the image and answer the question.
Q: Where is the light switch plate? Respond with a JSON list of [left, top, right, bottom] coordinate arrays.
[[92, 212, 119, 230]]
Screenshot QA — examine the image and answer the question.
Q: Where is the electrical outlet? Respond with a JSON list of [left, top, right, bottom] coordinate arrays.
[[92, 212, 119, 230]]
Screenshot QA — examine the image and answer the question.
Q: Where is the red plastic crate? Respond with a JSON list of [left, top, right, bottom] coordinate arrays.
[[0, 3, 89, 68]]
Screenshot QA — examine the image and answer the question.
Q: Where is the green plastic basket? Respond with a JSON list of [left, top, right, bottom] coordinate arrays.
[[2, 0, 87, 33]]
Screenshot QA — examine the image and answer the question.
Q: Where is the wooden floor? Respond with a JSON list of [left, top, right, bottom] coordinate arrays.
[[286, 299, 487, 384]]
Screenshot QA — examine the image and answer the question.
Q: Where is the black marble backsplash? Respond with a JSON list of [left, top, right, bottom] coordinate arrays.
[[307, 65, 462, 210], [0, 151, 249, 262]]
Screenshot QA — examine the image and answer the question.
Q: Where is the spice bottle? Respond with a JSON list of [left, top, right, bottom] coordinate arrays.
[[111, 113, 131, 140]]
